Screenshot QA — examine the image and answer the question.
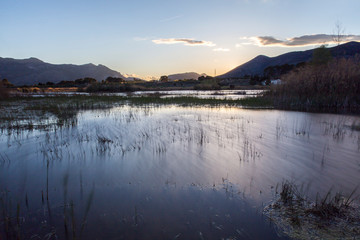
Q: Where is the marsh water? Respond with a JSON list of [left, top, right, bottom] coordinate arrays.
[[1, 103, 360, 239], [27, 89, 263, 100]]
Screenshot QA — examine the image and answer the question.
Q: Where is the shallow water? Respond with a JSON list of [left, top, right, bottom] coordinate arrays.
[[1, 105, 359, 239], [23, 89, 263, 100]]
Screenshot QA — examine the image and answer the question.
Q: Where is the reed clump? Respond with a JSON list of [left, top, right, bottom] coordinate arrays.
[[265, 181, 360, 239], [270, 57, 360, 113]]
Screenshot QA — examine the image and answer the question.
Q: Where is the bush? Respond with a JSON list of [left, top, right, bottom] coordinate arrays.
[[270, 57, 360, 112], [0, 82, 10, 99], [86, 83, 145, 93], [194, 79, 221, 90]]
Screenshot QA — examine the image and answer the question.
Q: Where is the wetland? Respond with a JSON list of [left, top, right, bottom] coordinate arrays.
[[1, 94, 359, 239]]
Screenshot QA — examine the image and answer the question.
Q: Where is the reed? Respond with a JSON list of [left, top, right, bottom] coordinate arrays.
[[269, 57, 360, 113]]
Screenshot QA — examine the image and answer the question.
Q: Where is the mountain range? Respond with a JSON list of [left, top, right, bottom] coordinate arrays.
[[0, 57, 125, 86], [1, 42, 360, 86], [168, 72, 204, 81], [0, 57, 205, 86], [220, 41, 360, 78]]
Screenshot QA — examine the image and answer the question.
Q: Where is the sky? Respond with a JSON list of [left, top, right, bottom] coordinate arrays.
[[1, 0, 360, 80]]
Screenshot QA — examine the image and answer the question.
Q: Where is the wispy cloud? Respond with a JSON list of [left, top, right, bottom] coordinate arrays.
[[123, 73, 157, 81], [238, 34, 360, 47], [133, 37, 149, 41], [152, 38, 216, 47], [213, 48, 230, 52], [122, 73, 140, 79], [160, 15, 183, 23]]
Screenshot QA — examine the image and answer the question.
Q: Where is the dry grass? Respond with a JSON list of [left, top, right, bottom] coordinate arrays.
[[270, 57, 360, 113], [264, 181, 360, 239]]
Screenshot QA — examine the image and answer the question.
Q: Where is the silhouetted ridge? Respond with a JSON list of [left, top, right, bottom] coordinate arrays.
[[0, 57, 124, 85], [220, 41, 360, 78]]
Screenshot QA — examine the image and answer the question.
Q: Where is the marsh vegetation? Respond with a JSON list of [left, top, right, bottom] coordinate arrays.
[[269, 56, 360, 113], [0, 95, 359, 239]]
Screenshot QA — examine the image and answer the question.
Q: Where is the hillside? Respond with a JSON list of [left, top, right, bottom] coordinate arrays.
[[0, 57, 124, 86], [168, 72, 203, 81], [220, 41, 360, 79]]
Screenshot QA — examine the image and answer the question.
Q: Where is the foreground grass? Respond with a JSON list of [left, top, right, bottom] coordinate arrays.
[[1, 94, 273, 111], [264, 181, 360, 240]]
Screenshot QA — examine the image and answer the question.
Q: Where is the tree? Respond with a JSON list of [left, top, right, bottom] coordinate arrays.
[[46, 81, 55, 86], [249, 78, 257, 85], [198, 76, 213, 81], [332, 20, 345, 46], [312, 45, 332, 66], [105, 77, 124, 83], [159, 75, 169, 82], [0, 82, 9, 99], [2, 79, 13, 87]]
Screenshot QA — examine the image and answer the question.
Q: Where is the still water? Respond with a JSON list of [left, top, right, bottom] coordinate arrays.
[[1, 105, 359, 239], [27, 89, 263, 100]]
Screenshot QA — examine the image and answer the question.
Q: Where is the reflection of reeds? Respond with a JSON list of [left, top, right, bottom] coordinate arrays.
[[0, 191, 23, 240], [62, 172, 95, 240], [0, 153, 10, 166], [80, 185, 94, 238], [0, 95, 273, 132], [322, 116, 348, 140]]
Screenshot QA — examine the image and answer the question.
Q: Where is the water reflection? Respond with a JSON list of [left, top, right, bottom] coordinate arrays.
[[1, 105, 359, 239], [25, 89, 264, 100]]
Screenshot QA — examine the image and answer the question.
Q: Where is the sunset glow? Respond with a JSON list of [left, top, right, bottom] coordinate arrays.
[[1, 0, 359, 78]]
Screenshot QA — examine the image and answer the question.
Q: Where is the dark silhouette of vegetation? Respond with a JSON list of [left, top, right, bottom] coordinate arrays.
[[46, 81, 55, 86], [266, 181, 360, 239], [57, 77, 97, 87], [311, 45, 332, 66], [2, 79, 14, 87], [197, 75, 214, 81], [269, 54, 360, 113], [159, 75, 169, 82], [332, 20, 345, 46], [86, 83, 144, 92], [249, 75, 266, 85], [75, 77, 97, 85], [105, 76, 124, 83], [0, 79, 13, 99], [194, 77, 220, 90], [0, 82, 10, 99], [263, 64, 300, 79]]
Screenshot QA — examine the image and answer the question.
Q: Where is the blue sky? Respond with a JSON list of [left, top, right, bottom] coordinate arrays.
[[1, 0, 359, 79]]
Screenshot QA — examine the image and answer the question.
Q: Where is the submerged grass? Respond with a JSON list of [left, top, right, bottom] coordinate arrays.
[[265, 181, 360, 239], [1, 94, 273, 108], [0, 95, 273, 130], [127, 95, 273, 107]]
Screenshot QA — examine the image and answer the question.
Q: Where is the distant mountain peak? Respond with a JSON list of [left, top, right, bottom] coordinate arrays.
[[220, 41, 360, 78], [0, 57, 124, 85], [254, 55, 270, 59], [22, 57, 44, 64], [168, 72, 202, 81]]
